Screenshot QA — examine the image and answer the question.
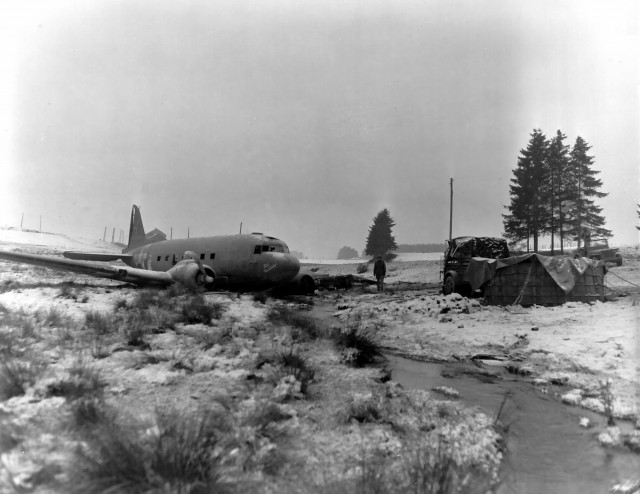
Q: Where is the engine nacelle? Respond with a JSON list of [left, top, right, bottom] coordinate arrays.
[[167, 260, 216, 290], [286, 272, 317, 294]]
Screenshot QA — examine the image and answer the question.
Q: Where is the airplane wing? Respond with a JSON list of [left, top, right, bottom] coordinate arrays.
[[63, 251, 133, 262], [0, 251, 174, 286]]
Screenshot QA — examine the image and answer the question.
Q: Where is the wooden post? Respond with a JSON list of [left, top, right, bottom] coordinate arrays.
[[449, 178, 454, 240]]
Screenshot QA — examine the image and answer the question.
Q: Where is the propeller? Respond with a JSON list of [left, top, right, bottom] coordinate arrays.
[[182, 251, 214, 285]]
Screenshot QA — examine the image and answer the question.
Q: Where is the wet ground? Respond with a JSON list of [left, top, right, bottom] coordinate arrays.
[[309, 298, 640, 494], [390, 356, 640, 494]]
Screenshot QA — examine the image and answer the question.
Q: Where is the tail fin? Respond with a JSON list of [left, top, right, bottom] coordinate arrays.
[[125, 205, 146, 252]]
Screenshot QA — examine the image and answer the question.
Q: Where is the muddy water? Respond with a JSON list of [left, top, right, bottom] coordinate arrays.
[[308, 301, 640, 493], [389, 355, 640, 494]]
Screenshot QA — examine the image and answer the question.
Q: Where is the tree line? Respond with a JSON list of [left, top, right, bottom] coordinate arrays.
[[503, 129, 609, 254]]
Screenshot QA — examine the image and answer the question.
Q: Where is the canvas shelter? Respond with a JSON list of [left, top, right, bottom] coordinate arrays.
[[465, 254, 605, 306]]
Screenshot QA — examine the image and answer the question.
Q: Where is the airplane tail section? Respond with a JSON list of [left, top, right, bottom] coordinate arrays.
[[125, 205, 147, 253]]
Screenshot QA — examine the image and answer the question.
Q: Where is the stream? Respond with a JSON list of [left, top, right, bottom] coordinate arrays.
[[390, 355, 640, 494], [309, 299, 640, 493]]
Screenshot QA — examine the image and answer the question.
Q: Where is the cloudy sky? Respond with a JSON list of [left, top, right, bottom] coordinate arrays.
[[0, 0, 638, 258]]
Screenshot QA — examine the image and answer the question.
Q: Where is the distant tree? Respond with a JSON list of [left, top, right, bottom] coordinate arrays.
[[364, 209, 397, 258], [637, 205, 640, 230], [337, 246, 358, 259], [564, 136, 610, 246], [503, 129, 548, 252]]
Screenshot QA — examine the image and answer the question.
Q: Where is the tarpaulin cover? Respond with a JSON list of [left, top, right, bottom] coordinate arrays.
[[465, 253, 598, 293]]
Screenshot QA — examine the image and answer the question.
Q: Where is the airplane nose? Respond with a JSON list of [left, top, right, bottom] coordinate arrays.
[[272, 254, 300, 282]]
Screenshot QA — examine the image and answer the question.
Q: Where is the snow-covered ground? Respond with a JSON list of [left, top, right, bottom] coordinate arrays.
[[0, 228, 503, 492], [0, 227, 638, 491]]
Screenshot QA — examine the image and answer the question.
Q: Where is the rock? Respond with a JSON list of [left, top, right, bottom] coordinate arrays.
[[531, 326, 539, 331], [579, 417, 590, 428]]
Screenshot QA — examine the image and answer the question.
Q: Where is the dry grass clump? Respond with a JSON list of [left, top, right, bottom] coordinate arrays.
[[179, 294, 224, 325], [70, 406, 234, 494], [267, 305, 321, 340], [331, 318, 383, 367], [46, 357, 105, 402], [0, 358, 42, 401], [255, 348, 316, 399]]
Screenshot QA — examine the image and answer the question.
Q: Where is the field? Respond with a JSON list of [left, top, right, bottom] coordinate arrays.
[[0, 229, 501, 493]]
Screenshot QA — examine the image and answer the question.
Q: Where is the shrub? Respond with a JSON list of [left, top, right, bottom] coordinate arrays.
[[71, 407, 233, 494], [180, 295, 224, 325], [118, 310, 150, 347], [331, 319, 383, 367], [36, 307, 68, 328], [267, 305, 321, 340], [84, 311, 116, 336], [0, 358, 42, 401], [257, 348, 315, 399], [46, 358, 105, 401]]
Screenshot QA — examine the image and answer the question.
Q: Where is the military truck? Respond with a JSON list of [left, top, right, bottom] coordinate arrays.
[[574, 238, 622, 266], [442, 236, 510, 295]]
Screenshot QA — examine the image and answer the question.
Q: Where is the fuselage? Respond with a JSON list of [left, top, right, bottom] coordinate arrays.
[[123, 233, 300, 290]]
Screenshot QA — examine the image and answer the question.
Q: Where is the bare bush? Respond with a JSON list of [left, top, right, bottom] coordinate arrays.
[[331, 318, 383, 367]]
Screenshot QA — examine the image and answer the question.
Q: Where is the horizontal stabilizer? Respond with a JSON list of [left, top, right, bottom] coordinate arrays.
[[64, 251, 132, 262]]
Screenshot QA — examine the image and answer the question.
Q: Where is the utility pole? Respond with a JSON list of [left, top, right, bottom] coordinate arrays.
[[39, 215, 42, 233], [103, 227, 106, 242], [170, 227, 173, 240], [240, 222, 242, 234], [111, 228, 115, 243], [20, 213, 24, 228], [449, 178, 454, 240]]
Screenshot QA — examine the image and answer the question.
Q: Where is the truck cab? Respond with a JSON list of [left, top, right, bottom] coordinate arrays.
[[442, 237, 510, 295], [575, 238, 622, 266]]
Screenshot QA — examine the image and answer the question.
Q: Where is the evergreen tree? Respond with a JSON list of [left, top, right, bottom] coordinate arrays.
[[565, 136, 610, 245], [543, 130, 571, 253], [637, 205, 640, 230], [364, 209, 397, 257], [503, 129, 548, 251]]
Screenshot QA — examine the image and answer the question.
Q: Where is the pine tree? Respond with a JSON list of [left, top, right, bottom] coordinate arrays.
[[565, 136, 610, 246], [364, 209, 398, 257], [503, 129, 548, 251], [543, 130, 571, 253]]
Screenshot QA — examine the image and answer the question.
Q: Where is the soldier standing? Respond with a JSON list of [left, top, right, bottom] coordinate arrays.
[[373, 255, 386, 292]]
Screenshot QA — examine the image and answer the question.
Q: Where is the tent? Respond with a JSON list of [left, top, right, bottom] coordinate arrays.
[[465, 254, 605, 306]]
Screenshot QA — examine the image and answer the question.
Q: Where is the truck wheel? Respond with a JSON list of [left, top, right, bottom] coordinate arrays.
[[443, 274, 457, 295]]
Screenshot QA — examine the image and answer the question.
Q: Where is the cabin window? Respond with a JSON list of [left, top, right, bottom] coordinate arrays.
[[200, 253, 205, 260], [157, 256, 161, 262], [254, 246, 261, 254], [210, 253, 215, 259], [165, 255, 169, 261]]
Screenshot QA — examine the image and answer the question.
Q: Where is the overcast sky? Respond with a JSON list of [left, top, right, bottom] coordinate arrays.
[[0, 0, 638, 258]]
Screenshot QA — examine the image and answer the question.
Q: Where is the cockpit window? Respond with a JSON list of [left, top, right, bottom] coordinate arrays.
[[254, 245, 261, 254]]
